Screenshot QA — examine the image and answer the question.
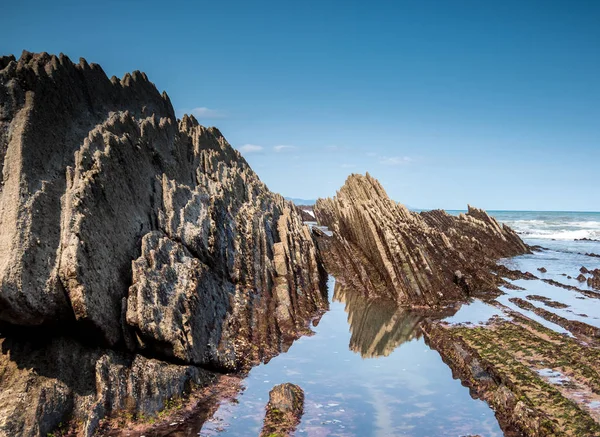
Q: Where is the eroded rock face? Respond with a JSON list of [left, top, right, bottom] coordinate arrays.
[[260, 383, 305, 437], [314, 173, 529, 305], [0, 51, 327, 436], [0, 332, 214, 437]]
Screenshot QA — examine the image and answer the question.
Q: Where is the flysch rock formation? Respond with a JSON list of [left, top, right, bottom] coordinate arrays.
[[0, 51, 327, 437], [314, 173, 529, 306]]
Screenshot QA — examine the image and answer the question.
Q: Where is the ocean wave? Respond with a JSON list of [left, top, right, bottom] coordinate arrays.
[[516, 229, 600, 241], [491, 212, 600, 242]]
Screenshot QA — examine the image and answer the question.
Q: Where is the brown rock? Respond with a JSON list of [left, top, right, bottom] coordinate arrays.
[[589, 270, 600, 291], [538, 267, 547, 273], [260, 383, 305, 437], [314, 173, 529, 305], [577, 274, 587, 282]]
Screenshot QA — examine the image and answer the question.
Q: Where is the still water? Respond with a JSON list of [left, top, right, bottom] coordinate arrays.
[[198, 277, 502, 437]]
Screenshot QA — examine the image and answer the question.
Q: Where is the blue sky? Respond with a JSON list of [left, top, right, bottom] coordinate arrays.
[[3, 0, 599, 210]]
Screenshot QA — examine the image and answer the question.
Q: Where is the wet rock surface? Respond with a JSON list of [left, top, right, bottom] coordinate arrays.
[[260, 383, 305, 437], [314, 173, 529, 305], [424, 313, 600, 437], [0, 52, 327, 436], [588, 269, 600, 291]]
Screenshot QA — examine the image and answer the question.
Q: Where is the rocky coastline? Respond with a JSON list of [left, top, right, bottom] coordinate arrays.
[[2, 51, 598, 437]]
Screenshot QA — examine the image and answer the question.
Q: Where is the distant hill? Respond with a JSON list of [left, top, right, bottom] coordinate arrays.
[[285, 197, 317, 206]]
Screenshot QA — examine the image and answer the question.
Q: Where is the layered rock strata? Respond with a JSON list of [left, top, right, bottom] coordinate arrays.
[[314, 173, 529, 305], [0, 51, 327, 436]]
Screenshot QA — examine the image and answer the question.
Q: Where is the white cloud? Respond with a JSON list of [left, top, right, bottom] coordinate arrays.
[[340, 163, 356, 168], [326, 145, 340, 151], [366, 152, 378, 157], [238, 144, 264, 153], [273, 145, 297, 152], [380, 156, 412, 166], [178, 107, 225, 119]]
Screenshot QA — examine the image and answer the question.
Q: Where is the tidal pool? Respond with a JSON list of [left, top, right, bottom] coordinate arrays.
[[195, 277, 502, 437]]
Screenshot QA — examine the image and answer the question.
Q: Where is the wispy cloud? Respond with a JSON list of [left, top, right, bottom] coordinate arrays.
[[273, 145, 297, 152], [238, 144, 264, 153], [366, 152, 378, 157], [178, 107, 225, 119], [340, 163, 356, 168], [380, 156, 412, 166], [326, 145, 340, 151]]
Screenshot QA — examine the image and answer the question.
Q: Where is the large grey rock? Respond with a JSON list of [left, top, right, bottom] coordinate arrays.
[[0, 52, 175, 336], [0, 51, 328, 436], [126, 231, 234, 368]]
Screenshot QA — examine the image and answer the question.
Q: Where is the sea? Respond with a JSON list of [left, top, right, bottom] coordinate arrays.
[[167, 211, 600, 437], [462, 210, 600, 243]]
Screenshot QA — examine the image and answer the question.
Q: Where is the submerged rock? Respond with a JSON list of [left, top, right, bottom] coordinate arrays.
[[260, 383, 304, 437], [0, 51, 327, 436], [314, 173, 529, 305]]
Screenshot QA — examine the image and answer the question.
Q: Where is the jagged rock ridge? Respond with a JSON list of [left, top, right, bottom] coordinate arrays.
[[315, 173, 529, 305], [0, 51, 327, 436]]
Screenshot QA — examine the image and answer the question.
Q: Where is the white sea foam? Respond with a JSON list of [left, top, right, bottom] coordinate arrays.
[[496, 212, 600, 241], [520, 229, 600, 241]]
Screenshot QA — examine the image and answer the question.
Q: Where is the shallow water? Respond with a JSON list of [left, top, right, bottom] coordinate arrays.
[[443, 299, 506, 326], [492, 237, 600, 335], [159, 211, 600, 437], [198, 277, 502, 437]]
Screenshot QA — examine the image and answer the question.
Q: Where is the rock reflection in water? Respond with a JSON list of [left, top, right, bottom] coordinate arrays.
[[333, 281, 425, 358]]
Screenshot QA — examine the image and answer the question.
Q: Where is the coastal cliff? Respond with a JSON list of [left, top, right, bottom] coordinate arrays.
[[0, 51, 327, 436], [314, 173, 529, 305]]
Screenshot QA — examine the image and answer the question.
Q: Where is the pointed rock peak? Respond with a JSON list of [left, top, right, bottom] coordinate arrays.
[[0, 55, 16, 70], [131, 70, 147, 82], [122, 72, 132, 85], [20, 50, 34, 62], [179, 114, 200, 132], [208, 126, 223, 138], [58, 52, 72, 66]]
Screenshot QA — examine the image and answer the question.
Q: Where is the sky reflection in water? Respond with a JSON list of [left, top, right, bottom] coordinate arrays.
[[199, 277, 502, 437]]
